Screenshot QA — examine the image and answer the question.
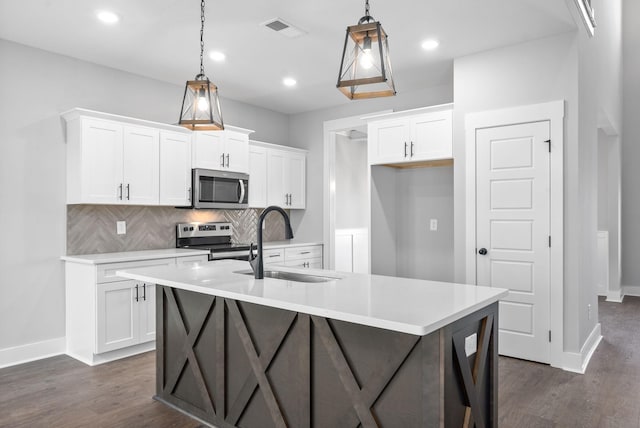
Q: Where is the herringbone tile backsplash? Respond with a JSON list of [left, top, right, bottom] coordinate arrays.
[[67, 205, 287, 255]]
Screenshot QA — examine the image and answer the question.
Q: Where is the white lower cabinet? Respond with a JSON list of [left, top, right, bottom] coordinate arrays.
[[284, 245, 323, 269], [96, 280, 155, 354], [64, 253, 208, 366]]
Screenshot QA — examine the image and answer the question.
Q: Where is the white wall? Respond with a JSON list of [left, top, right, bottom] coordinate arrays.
[[597, 133, 609, 230], [622, 0, 640, 292], [288, 84, 454, 242], [335, 135, 368, 229], [396, 166, 454, 282], [0, 39, 290, 358]]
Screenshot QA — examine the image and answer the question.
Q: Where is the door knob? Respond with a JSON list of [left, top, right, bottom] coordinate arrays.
[[478, 248, 488, 255]]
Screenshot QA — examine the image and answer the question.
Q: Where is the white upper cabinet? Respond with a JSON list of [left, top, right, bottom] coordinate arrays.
[[248, 144, 267, 208], [122, 126, 160, 205], [267, 148, 306, 209], [159, 131, 192, 206], [63, 108, 191, 206], [368, 105, 453, 166], [250, 141, 307, 210], [192, 126, 253, 173]]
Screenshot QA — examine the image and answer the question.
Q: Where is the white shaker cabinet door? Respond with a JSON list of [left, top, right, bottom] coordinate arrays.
[[96, 281, 139, 354], [368, 119, 408, 164], [122, 126, 160, 205], [409, 111, 453, 161], [287, 152, 306, 209], [249, 145, 267, 208], [225, 130, 249, 173], [160, 131, 192, 206], [192, 131, 225, 170], [80, 118, 123, 203], [267, 149, 288, 207], [138, 283, 156, 343]]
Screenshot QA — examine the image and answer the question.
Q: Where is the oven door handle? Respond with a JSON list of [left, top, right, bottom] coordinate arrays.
[[238, 179, 246, 203]]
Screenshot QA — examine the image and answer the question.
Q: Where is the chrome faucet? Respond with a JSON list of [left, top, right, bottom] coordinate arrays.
[[249, 206, 294, 279]]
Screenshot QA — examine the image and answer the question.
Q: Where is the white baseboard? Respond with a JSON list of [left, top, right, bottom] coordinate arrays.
[[562, 323, 602, 374], [606, 289, 624, 303], [0, 337, 65, 369], [623, 285, 640, 298], [66, 341, 155, 366]]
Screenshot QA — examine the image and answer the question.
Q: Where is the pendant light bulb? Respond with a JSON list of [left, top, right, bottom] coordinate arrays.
[[360, 35, 374, 69], [197, 88, 209, 112]]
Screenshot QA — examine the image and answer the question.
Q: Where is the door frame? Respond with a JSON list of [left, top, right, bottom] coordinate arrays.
[[464, 100, 564, 369], [322, 110, 392, 270]]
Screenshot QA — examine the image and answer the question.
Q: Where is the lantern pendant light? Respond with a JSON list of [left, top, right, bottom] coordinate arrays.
[[336, 0, 396, 100], [178, 0, 224, 131]]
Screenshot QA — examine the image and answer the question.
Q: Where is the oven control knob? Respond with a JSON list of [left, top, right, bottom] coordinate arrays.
[[183, 227, 188, 231], [189, 227, 194, 231]]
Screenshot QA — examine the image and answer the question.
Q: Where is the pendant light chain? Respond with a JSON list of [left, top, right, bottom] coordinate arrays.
[[365, 0, 370, 18], [199, 0, 205, 77]]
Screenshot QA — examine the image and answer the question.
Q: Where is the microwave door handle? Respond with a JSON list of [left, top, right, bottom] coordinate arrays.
[[238, 179, 246, 203]]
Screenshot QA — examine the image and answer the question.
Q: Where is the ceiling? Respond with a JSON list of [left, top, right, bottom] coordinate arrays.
[[0, 0, 577, 115]]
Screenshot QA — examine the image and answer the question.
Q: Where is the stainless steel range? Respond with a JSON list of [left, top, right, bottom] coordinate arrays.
[[176, 222, 251, 261]]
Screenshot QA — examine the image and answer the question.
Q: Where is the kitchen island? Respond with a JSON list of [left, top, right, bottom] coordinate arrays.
[[118, 260, 507, 428]]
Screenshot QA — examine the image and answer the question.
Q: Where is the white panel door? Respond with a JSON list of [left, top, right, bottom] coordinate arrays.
[[225, 131, 249, 173], [287, 152, 306, 209], [138, 283, 156, 343], [123, 126, 159, 205], [476, 121, 550, 363], [267, 149, 287, 206], [248, 145, 267, 208], [159, 131, 192, 206], [96, 281, 139, 353], [81, 118, 123, 203]]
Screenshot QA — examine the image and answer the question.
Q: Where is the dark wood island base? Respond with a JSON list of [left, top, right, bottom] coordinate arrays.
[[155, 285, 498, 428]]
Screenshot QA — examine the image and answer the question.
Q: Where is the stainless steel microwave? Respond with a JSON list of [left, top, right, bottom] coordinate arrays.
[[192, 168, 249, 209]]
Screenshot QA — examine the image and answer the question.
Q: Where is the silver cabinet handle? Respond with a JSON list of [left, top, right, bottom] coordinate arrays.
[[300, 251, 311, 255], [220, 153, 225, 167], [268, 254, 279, 258], [126, 184, 130, 200], [285, 194, 289, 205], [404, 142, 408, 157], [289, 193, 293, 205], [142, 283, 146, 301], [238, 179, 246, 203], [118, 183, 123, 200], [134, 284, 139, 302], [226, 153, 230, 168], [188, 187, 192, 201], [410, 141, 414, 157]]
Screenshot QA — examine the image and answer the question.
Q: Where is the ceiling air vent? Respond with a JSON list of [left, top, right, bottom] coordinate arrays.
[[260, 18, 307, 38]]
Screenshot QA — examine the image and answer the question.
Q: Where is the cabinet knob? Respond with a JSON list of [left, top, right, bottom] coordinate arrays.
[[478, 248, 488, 256]]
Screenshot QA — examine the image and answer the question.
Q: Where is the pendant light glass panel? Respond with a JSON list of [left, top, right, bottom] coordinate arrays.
[[179, 77, 224, 131], [337, 21, 396, 100]]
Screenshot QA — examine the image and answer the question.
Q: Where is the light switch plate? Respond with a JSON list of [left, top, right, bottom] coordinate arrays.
[[116, 221, 126, 235], [430, 219, 438, 231], [465, 333, 477, 356]]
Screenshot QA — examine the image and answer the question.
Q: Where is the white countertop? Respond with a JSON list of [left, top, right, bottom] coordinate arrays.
[[117, 260, 507, 336], [263, 240, 323, 249], [61, 248, 211, 265]]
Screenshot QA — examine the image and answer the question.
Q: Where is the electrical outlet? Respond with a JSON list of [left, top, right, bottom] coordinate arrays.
[[465, 333, 477, 356], [116, 221, 126, 235], [430, 219, 438, 231]]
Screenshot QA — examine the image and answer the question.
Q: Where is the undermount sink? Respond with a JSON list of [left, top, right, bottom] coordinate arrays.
[[235, 269, 340, 283]]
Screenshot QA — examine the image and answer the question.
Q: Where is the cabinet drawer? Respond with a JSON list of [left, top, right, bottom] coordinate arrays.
[[97, 258, 175, 284], [285, 257, 323, 269], [284, 245, 322, 261], [263, 248, 285, 265], [176, 255, 209, 267]]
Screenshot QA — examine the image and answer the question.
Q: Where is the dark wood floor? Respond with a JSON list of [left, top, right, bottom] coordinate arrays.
[[1, 297, 639, 428]]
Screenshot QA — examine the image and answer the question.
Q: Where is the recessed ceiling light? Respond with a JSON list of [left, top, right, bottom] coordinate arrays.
[[421, 39, 440, 50], [283, 77, 297, 87], [209, 51, 226, 62], [96, 10, 119, 24]]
